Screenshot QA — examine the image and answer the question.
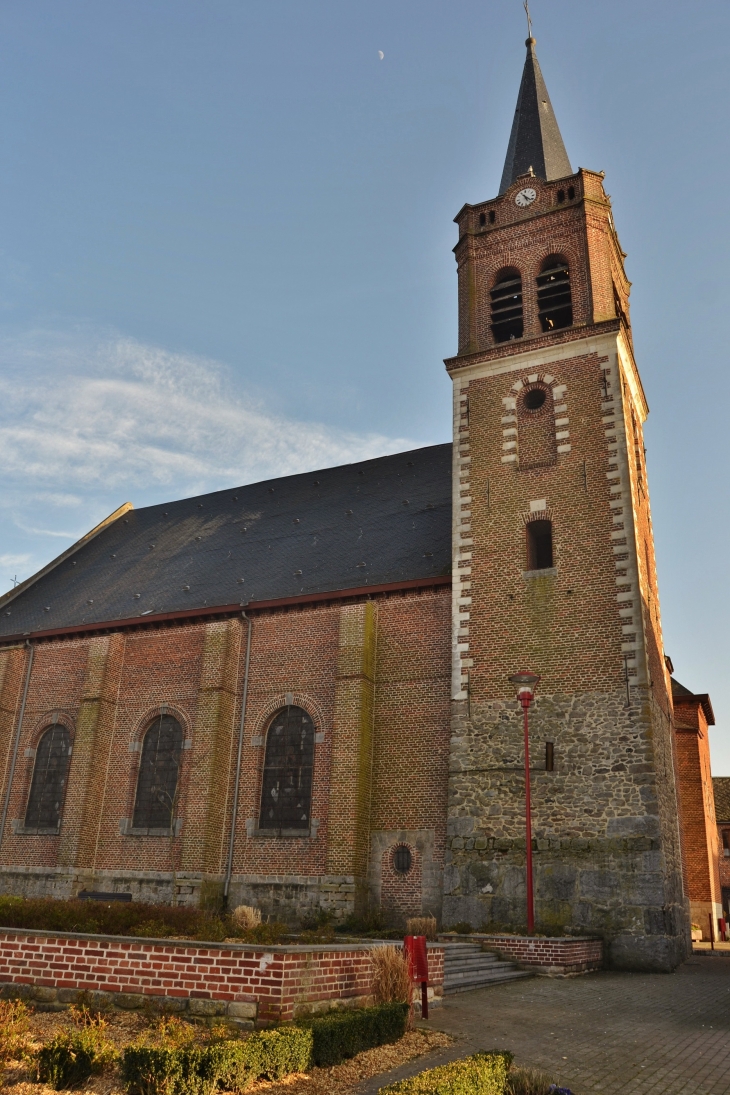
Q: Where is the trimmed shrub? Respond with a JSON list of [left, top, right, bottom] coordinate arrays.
[[370, 946, 412, 1006], [121, 1026, 313, 1095], [378, 1052, 511, 1095], [37, 1027, 117, 1089], [303, 1003, 409, 1068]]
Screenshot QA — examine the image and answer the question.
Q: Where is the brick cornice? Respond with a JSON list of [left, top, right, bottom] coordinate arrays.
[[444, 318, 622, 374]]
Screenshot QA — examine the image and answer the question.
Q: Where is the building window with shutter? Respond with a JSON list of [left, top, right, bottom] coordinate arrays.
[[258, 706, 314, 834], [24, 724, 71, 832], [132, 715, 183, 833]]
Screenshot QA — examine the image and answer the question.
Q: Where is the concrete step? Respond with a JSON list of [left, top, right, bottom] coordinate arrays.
[[445, 959, 518, 981], [444, 956, 505, 974], [444, 969, 532, 993]]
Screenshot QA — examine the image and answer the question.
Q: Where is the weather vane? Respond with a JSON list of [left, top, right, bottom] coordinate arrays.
[[524, 0, 533, 38]]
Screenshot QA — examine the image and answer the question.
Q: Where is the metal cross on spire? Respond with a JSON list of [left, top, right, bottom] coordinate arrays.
[[524, 0, 533, 39]]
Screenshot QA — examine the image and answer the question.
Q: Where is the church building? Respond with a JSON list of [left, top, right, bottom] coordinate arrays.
[[0, 37, 704, 971]]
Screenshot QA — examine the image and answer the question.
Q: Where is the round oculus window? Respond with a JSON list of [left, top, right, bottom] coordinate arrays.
[[523, 387, 547, 411], [393, 845, 413, 874]]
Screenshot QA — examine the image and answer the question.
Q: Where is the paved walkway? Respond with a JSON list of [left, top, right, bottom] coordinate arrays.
[[359, 955, 730, 1094]]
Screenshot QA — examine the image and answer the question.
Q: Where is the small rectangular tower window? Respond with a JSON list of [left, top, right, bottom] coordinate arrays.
[[545, 742, 555, 771], [527, 520, 554, 570]]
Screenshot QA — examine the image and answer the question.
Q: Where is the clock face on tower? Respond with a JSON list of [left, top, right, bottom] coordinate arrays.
[[515, 187, 537, 208]]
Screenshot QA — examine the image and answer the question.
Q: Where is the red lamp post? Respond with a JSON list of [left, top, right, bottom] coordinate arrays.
[[508, 670, 541, 935]]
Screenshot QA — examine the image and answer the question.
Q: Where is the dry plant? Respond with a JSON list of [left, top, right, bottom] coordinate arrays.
[[0, 999, 33, 1073], [507, 1066, 557, 1095], [232, 904, 262, 931], [405, 917, 437, 941], [370, 946, 412, 1006]]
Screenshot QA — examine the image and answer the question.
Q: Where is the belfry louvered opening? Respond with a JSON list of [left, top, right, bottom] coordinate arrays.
[[537, 256, 573, 332], [490, 268, 524, 343], [259, 705, 314, 833], [132, 715, 183, 831], [25, 724, 71, 831]]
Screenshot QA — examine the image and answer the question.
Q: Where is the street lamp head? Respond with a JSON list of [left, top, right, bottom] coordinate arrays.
[[508, 670, 541, 694]]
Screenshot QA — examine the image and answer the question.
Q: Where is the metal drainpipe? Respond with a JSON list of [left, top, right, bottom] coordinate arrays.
[[0, 641, 34, 849], [224, 612, 252, 901]]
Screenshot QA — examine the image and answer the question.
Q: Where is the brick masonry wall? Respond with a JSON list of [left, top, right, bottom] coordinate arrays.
[[0, 586, 451, 925], [0, 928, 444, 1022], [443, 163, 688, 972], [445, 933, 603, 974], [674, 699, 722, 935]]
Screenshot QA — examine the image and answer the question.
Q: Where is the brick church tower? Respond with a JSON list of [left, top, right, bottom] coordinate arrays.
[[443, 37, 689, 970]]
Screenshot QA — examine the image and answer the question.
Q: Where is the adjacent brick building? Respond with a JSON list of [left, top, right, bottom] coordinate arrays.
[[712, 777, 730, 921], [0, 35, 720, 971]]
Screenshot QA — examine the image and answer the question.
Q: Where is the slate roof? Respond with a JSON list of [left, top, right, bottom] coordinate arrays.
[[499, 37, 573, 194], [0, 444, 452, 640], [713, 778, 730, 824]]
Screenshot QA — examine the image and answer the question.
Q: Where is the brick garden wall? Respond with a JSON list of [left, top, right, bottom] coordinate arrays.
[[0, 928, 444, 1023], [0, 584, 451, 924], [468, 934, 603, 975]]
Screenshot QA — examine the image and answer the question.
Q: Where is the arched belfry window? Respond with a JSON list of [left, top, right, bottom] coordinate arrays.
[[259, 706, 314, 833], [537, 256, 573, 332], [25, 724, 71, 831], [490, 269, 524, 343], [132, 715, 183, 831]]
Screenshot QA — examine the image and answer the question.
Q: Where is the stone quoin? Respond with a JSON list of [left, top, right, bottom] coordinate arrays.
[[0, 34, 720, 973]]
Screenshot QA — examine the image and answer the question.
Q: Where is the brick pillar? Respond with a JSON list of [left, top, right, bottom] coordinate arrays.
[[0, 647, 29, 849], [326, 602, 377, 907], [58, 634, 125, 872], [180, 617, 242, 900]]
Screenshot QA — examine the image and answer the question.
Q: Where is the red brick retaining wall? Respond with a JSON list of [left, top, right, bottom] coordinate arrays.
[[442, 934, 603, 975], [0, 929, 444, 1022]]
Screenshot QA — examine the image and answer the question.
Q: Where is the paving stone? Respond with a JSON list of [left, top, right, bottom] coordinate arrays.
[[358, 955, 730, 1094]]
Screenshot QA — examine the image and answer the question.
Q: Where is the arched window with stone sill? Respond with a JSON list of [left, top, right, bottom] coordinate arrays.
[[258, 706, 314, 833], [132, 715, 183, 831], [25, 724, 72, 831]]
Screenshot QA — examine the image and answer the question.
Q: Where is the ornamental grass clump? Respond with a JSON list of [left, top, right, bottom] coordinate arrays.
[[507, 1066, 559, 1095], [405, 917, 437, 941], [231, 905, 261, 932], [370, 946, 412, 1006]]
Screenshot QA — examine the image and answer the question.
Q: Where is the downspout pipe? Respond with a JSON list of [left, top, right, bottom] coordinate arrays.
[[224, 612, 252, 901], [0, 641, 34, 849]]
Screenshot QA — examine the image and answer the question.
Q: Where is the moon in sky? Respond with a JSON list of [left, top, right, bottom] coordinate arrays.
[[378, 51, 384, 60]]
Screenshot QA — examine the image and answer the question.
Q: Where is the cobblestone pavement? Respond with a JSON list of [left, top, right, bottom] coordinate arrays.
[[358, 956, 730, 1094]]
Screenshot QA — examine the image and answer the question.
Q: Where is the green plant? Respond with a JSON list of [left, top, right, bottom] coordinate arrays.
[[37, 1026, 117, 1089], [507, 1066, 556, 1095], [302, 1002, 409, 1068], [121, 1026, 314, 1095], [370, 946, 412, 1006], [448, 922, 474, 936], [379, 1051, 512, 1094]]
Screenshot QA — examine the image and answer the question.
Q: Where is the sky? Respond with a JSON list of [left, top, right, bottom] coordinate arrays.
[[0, 1, 729, 770]]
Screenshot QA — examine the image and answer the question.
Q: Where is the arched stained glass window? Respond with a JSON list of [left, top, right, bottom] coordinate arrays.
[[259, 706, 314, 832], [132, 715, 183, 831], [25, 724, 71, 831]]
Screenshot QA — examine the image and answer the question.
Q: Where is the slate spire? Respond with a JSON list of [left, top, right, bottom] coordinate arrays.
[[499, 37, 572, 194]]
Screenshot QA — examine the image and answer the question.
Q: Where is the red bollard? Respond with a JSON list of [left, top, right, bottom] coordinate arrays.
[[404, 935, 430, 1019]]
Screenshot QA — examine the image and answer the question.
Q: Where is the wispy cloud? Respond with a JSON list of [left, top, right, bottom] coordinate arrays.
[[0, 553, 31, 568], [0, 326, 419, 581]]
